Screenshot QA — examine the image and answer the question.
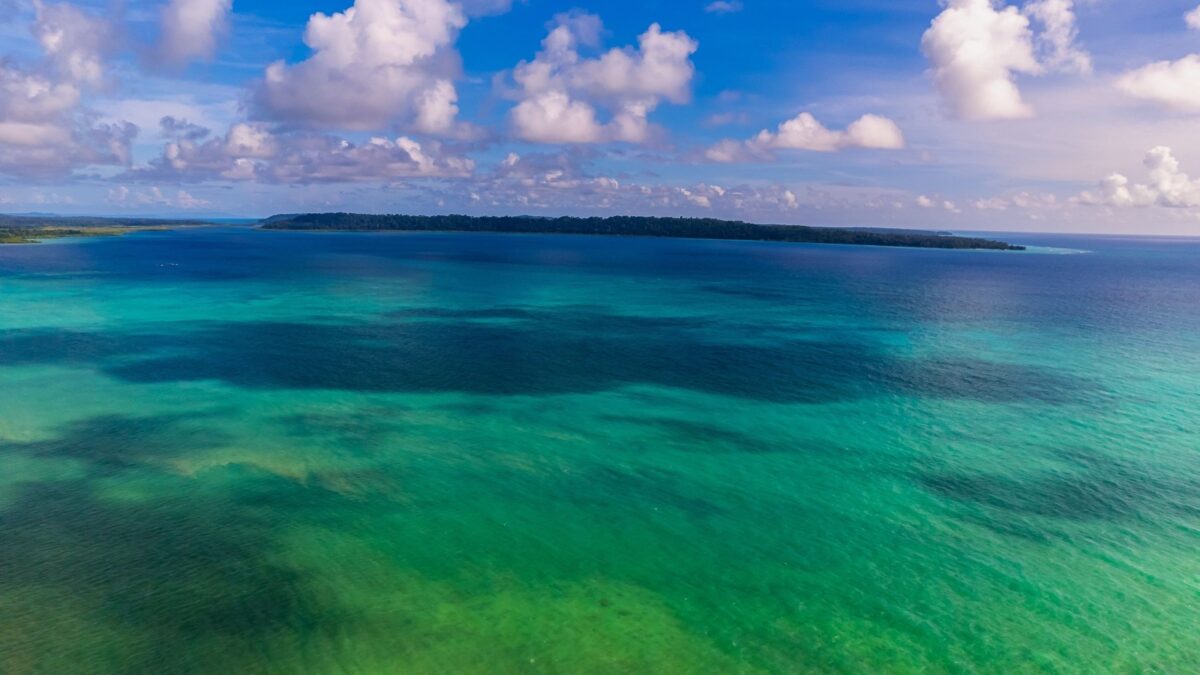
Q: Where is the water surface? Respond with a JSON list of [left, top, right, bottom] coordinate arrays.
[[1, 229, 1198, 673]]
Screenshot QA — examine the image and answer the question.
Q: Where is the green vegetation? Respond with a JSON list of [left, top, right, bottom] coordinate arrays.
[[262, 213, 1026, 250], [0, 226, 166, 244], [0, 215, 211, 244], [0, 229, 36, 244], [0, 214, 211, 229]]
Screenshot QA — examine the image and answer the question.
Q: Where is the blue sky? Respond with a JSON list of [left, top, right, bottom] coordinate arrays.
[[2, 0, 1200, 232]]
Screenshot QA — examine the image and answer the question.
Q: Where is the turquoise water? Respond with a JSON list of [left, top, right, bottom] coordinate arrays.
[[1, 228, 1198, 673]]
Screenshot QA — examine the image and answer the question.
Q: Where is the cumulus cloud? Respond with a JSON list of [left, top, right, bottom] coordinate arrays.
[[158, 0, 232, 64], [160, 116, 213, 141], [705, 1, 743, 14], [132, 120, 473, 183], [1115, 5, 1200, 113], [254, 0, 469, 133], [0, 3, 134, 176], [1116, 55, 1200, 112], [508, 14, 698, 144], [706, 112, 904, 162], [32, 0, 115, 86], [922, 0, 1042, 120], [1077, 147, 1200, 208], [921, 0, 1089, 120]]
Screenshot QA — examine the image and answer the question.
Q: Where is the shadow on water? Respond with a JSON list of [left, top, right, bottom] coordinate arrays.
[[0, 409, 734, 671], [0, 413, 233, 475], [596, 415, 788, 454], [0, 407, 418, 672], [0, 471, 346, 674], [917, 446, 1200, 534], [0, 306, 1097, 405], [276, 408, 412, 454], [0, 330, 163, 367]]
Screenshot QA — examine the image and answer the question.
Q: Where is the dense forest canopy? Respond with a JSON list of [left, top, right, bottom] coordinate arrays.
[[0, 215, 210, 229], [262, 213, 1025, 251]]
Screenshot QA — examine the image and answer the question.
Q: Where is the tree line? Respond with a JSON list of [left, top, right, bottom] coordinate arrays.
[[261, 213, 1025, 251]]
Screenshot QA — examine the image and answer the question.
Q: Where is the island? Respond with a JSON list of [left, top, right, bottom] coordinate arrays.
[[261, 213, 1026, 251], [0, 215, 209, 244]]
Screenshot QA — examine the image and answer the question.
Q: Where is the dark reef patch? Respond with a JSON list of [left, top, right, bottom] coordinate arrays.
[[0, 413, 232, 475], [918, 472, 1139, 521], [888, 358, 1097, 405], [0, 329, 164, 366], [102, 319, 886, 403], [109, 315, 1092, 404], [3, 307, 1096, 406], [0, 472, 343, 674], [597, 415, 786, 454], [917, 446, 1200, 527], [276, 408, 410, 454]]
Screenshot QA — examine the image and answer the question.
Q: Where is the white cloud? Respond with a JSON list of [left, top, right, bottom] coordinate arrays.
[[843, 114, 907, 150], [916, 194, 960, 212], [704, 138, 749, 163], [706, 112, 904, 162], [425, 149, 814, 219], [254, 0, 468, 133], [0, 3, 133, 176], [1024, 0, 1090, 74], [922, 0, 1042, 120], [508, 14, 698, 144], [1187, 5, 1200, 30], [972, 191, 1058, 211], [109, 185, 210, 209], [921, 0, 1092, 121], [158, 0, 232, 64], [1077, 147, 1200, 208], [758, 113, 848, 153], [1116, 55, 1200, 112], [973, 196, 1009, 210], [0, 66, 79, 122], [511, 91, 605, 143], [705, 1, 743, 14], [134, 122, 473, 183], [32, 0, 114, 86]]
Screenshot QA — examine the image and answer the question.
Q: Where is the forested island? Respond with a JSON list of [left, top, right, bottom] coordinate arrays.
[[261, 213, 1025, 250], [0, 215, 207, 244]]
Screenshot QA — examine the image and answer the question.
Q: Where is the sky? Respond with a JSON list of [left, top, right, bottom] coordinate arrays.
[[1, 0, 1200, 233]]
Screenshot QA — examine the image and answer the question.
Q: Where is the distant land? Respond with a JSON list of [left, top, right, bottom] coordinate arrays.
[[1, 212, 1025, 250], [0, 214, 210, 244], [261, 213, 1026, 251]]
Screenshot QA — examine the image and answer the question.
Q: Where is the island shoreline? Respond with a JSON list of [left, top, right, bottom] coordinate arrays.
[[260, 213, 1026, 251]]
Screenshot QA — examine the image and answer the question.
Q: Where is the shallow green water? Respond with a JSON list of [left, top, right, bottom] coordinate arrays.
[[1, 229, 1198, 673]]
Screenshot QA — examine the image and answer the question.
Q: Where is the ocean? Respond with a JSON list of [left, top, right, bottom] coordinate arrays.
[[1, 227, 1197, 673]]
